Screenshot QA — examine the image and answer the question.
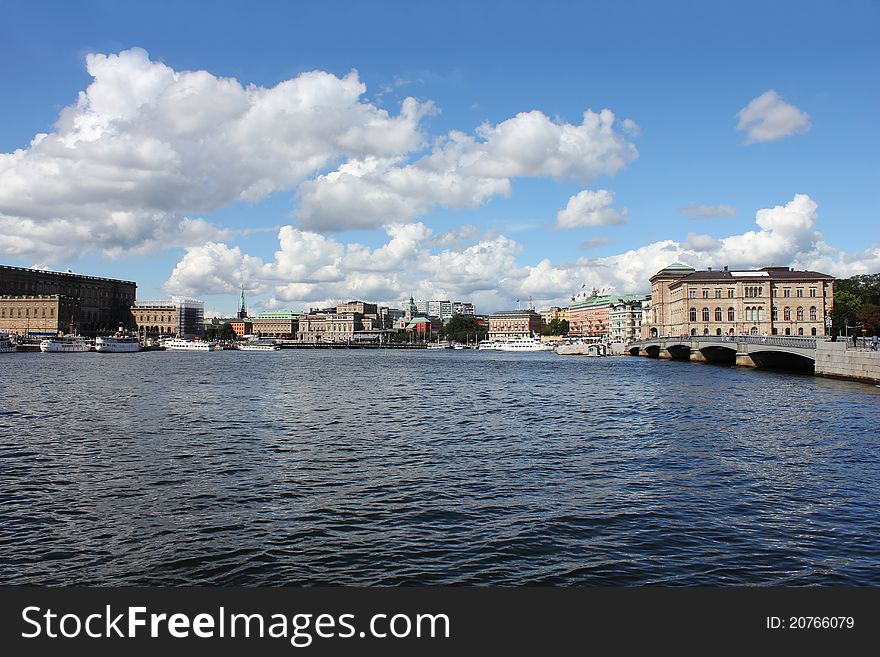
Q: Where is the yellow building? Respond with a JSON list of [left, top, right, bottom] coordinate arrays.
[[643, 263, 834, 338], [0, 294, 81, 336]]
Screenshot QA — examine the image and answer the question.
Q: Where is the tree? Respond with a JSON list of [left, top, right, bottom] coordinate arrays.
[[542, 318, 570, 336], [440, 315, 488, 343]]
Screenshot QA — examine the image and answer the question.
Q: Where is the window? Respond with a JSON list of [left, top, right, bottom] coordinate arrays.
[[689, 289, 696, 299], [716, 328, 722, 335], [785, 328, 791, 335], [728, 308, 735, 321], [784, 307, 790, 321], [797, 307, 804, 321], [690, 328, 697, 336], [783, 289, 791, 297], [751, 327, 758, 335], [715, 308, 722, 321], [690, 308, 696, 322], [772, 306, 778, 321], [809, 307, 816, 321], [704, 328, 709, 335], [811, 327, 817, 336], [702, 308, 710, 322], [798, 328, 804, 335], [810, 288, 816, 297], [757, 307, 764, 321], [772, 328, 778, 335], [715, 290, 722, 298], [702, 290, 709, 299], [796, 289, 803, 297]]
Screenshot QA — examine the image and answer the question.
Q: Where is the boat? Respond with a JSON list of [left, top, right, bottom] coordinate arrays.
[[476, 339, 502, 350], [163, 337, 219, 352], [95, 334, 141, 353], [427, 341, 453, 349], [0, 333, 17, 353], [236, 340, 280, 351], [495, 335, 555, 352], [40, 335, 92, 353]]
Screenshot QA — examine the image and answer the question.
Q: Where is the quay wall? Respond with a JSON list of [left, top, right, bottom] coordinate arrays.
[[815, 342, 880, 384]]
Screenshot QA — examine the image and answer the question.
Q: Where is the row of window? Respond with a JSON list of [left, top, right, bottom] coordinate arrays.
[[689, 306, 819, 322], [1, 306, 56, 318], [688, 287, 819, 299], [689, 327, 819, 336]]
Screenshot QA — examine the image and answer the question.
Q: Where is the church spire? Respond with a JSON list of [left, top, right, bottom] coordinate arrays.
[[237, 283, 247, 319]]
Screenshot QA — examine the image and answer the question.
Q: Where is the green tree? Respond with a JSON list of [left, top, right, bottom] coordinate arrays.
[[858, 303, 880, 335], [440, 315, 487, 343], [831, 290, 863, 335]]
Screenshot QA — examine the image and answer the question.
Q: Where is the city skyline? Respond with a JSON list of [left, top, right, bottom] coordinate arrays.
[[1, 1, 877, 315]]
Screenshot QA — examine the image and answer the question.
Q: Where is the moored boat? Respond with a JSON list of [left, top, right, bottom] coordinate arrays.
[[40, 335, 91, 353], [95, 334, 141, 353], [163, 337, 219, 352], [495, 335, 554, 352], [0, 333, 17, 353], [236, 340, 280, 351]]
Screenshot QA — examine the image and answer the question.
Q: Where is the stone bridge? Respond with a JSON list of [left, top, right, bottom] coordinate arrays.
[[627, 335, 818, 370]]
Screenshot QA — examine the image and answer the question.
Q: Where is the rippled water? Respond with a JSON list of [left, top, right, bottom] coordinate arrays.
[[1, 349, 879, 585]]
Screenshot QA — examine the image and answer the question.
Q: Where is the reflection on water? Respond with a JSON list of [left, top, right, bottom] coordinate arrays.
[[1, 349, 878, 585]]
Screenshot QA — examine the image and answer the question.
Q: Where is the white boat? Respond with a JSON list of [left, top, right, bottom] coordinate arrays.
[[427, 341, 453, 349], [40, 335, 91, 353], [476, 340, 502, 350], [236, 341, 280, 351], [0, 333, 17, 353], [95, 335, 141, 353], [163, 337, 218, 352], [495, 336, 554, 352]]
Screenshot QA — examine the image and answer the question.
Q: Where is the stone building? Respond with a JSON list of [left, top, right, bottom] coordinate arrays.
[[488, 310, 542, 341], [297, 301, 392, 342], [539, 306, 570, 327], [0, 294, 81, 337], [0, 264, 136, 334], [251, 312, 299, 338], [609, 297, 648, 343], [569, 293, 647, 341], [131, 296, 205, 338], [642, 263, 834, 338]]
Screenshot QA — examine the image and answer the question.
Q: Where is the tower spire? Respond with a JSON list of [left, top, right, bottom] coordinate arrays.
[[238, 282, 247, 319]]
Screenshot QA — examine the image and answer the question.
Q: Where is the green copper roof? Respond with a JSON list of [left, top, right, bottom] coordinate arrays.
[[570, 294, 647, 310], [663, 262, 696, 271]]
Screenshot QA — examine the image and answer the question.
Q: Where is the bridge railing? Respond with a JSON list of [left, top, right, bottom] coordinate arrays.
[[628, 335, 818, 350]]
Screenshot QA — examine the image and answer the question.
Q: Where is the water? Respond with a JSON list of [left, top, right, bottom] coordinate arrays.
[[1, 349, 878, 585]]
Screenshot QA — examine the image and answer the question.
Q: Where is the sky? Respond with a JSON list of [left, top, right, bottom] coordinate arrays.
[[0, 0, 877, 316]]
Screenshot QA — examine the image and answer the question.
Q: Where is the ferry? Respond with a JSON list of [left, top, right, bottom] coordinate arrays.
[[40, 335, 91, 353], [163, 337, 219, 352], [0, 333, 17, 353], [236, 340, 280, 351], [495, 336, 554, 352], [95, 335, 141, 353]]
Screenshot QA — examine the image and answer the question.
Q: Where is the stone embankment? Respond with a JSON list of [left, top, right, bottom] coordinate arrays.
[[815, 342, 880, 384]]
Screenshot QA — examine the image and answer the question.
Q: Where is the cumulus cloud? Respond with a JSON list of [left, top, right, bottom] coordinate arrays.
[[296, 109, 638, 231], [556, 189, 627, 228], [0, 47, 431, 260], [680, 203, 736, 221], [736, 90, 811, 144], [163, 194, 879, 314]]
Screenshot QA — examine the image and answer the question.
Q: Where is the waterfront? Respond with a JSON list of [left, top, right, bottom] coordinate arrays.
[[1, 350, 879, 585]]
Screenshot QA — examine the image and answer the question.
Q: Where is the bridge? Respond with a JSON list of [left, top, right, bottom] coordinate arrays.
[[627, 335, 819, 371]]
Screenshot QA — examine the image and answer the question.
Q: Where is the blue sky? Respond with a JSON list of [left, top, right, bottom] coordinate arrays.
[[0, 0, 877, 314]]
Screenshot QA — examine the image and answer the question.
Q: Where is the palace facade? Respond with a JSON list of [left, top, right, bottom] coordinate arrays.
[[642, 263, 834, 339]]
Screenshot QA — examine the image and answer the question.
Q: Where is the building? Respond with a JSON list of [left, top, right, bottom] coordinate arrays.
[[297, 301, 393, 342], [132, 296, 205, 338], [569, 293, 647, 342], [488, 310, 542, 341], [539, 306, 570, 326], [414, 299, 475, 324], [0, 294, 81, 337], [0, 264, 136, 335], [609, 297, 647, 343], [642, 263, 834, 338], [229, 318, 253, 338], [251, 312, 299, 338]]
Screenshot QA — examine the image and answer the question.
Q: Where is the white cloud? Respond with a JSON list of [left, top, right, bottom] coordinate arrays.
[[164, 194, 879, 314], [736, 90, 811, 144], [296, 109, 638, 231], [680, 203, 736, 221], [556, 189, 627, 228], [0, 47, 431, 261]]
